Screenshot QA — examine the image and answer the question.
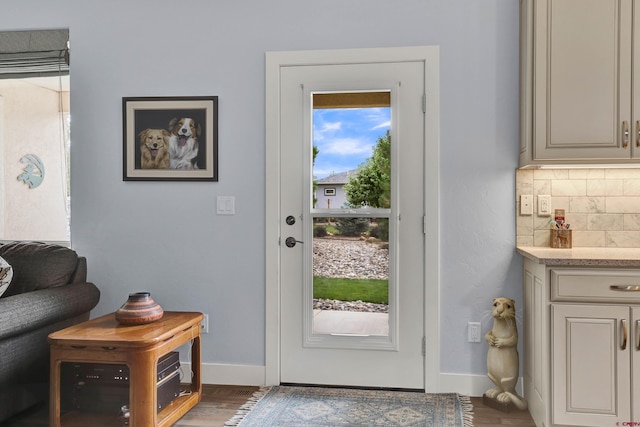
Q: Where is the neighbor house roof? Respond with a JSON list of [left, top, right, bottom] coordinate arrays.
[[315, 169, 357, 185]]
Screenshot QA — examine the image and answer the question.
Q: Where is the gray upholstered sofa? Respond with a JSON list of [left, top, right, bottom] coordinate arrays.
[[0, 241, 100, 422]]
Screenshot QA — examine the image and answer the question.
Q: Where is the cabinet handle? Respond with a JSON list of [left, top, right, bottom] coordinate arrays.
[[610, 285, 640, 291], [637, 320, 640, 351], [621, 319, 628, 350], [623, 121, 630, 148], [636, 120, 640, 147]]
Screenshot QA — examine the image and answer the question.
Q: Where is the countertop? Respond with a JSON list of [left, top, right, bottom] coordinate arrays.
[[517, 246, 640, 267]]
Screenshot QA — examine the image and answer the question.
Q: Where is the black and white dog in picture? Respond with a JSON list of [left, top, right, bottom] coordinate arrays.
[[168, 117, 201, 169]]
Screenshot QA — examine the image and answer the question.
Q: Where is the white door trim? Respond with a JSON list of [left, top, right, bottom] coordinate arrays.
[[265, 46, 441, 392]]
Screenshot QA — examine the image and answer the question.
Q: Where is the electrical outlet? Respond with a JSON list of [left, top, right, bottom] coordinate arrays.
[[520, 195, 533, 215], [201, 314, 209, 334], [538, 195, 551, 216], [468, 322, 481, 343]]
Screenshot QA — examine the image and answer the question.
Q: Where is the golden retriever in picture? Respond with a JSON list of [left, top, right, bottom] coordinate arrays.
[[168, 117, 200, 170], [139, 128, 170, 169]]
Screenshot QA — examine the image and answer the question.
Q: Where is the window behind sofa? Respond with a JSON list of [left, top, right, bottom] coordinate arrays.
[[0, 29, 70, 244]]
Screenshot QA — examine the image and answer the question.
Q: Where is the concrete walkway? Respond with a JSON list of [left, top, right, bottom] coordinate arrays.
[[312, 310, 389, 336]]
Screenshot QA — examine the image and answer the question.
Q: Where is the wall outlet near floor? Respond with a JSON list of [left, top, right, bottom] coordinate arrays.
[[201, 314, 209, 334], [468, 322, 481, 343]]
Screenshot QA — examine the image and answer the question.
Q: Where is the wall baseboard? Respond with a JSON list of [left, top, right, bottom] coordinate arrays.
[[184, 363, 523, 397], [182, 362, 266, 386], [439, 373, 524, 397]]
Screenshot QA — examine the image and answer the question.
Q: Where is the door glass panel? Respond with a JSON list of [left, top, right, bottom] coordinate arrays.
[[311, 92, 391, 337]]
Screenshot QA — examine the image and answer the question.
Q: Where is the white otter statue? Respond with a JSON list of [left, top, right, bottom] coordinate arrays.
[[484, 297, 528, 410]]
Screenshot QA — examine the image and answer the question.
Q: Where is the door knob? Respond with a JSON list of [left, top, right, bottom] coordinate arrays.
[[285, 237, 303, 248]]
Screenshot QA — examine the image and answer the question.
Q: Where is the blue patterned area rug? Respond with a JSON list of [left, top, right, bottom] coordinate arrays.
[[224, 385, 474, 427]]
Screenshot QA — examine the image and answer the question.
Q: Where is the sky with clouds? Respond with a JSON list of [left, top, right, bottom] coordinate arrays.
[[312, 107, 390, 179]]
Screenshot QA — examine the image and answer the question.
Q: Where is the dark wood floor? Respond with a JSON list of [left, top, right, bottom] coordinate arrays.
[[470, 396, 536, 427], [0, 385, 537, 426]]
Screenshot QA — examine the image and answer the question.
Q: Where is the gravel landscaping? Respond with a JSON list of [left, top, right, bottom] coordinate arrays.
[[313, 237, 389, 313]]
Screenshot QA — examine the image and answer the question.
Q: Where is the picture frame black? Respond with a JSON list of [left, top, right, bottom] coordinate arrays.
[[123, 96, 218, 181]]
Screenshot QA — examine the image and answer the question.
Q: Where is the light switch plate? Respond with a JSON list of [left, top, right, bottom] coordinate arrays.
[[520, 195, 533, 215], [216, 196, 235, 215]]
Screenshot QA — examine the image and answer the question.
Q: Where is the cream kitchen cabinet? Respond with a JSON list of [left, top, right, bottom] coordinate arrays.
[[552, 304, 634, 426], [523, 258, 640, 427], [520, 0, 640, 166]]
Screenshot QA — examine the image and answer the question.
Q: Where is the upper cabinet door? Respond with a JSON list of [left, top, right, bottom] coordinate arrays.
[[521, 0, 633, 166], [633, 2, 640, 159]]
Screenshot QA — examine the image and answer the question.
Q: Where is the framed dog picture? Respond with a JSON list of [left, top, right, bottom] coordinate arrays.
[[123, 96, 218, 181]]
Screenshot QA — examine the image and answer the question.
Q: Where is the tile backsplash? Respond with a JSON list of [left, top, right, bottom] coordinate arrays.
[[516, 168, 640, 248]]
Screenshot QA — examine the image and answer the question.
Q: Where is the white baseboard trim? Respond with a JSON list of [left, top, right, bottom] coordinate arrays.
[[439, 373, 524, 397], [183, 363, 523, 396], [182, 362, 266, 386]]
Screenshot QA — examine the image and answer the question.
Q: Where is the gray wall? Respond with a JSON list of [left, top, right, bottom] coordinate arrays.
[[1, 0, 521, 379]]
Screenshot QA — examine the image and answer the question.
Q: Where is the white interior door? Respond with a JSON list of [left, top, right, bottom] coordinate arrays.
[[278, 60, 426, 389]]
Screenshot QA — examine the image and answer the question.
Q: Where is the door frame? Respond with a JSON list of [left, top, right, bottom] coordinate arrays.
[[265, 46, 441, 392]]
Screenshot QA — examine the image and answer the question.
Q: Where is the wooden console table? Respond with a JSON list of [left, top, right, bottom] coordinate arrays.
[[48, 311, 203, 427]]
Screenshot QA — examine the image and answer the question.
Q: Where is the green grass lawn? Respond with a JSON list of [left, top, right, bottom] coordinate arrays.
[[313, 276, 388, 304]]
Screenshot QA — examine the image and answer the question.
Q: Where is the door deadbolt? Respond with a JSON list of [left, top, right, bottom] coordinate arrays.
[[285, 215, 296, 225], [285, 237, 303, 248]]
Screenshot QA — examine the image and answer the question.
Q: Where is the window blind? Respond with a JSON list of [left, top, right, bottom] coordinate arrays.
[[0, 29, 69, 79]]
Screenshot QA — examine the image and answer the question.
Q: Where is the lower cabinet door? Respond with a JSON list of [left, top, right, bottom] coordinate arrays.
[[552, 304, 631, 426]]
